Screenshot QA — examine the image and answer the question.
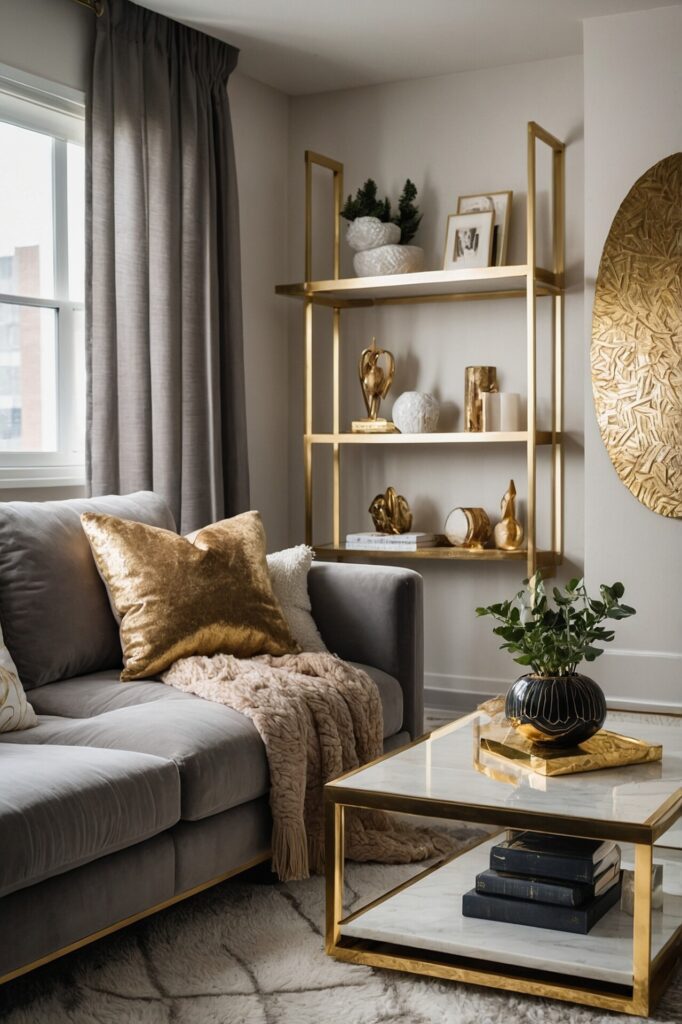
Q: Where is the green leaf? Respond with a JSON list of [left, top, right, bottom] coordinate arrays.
[[583, 646, 605, 661]]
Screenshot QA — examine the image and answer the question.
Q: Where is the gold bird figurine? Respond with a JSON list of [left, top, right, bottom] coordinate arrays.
[[351, 338, 397, 432], [493, 479, 524, 550]]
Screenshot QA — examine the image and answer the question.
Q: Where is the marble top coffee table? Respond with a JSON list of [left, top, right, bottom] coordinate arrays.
[[324, 709, 682, 1016]]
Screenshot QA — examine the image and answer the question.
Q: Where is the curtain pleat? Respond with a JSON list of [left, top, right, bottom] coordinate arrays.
[[86, 0, 249, 533]]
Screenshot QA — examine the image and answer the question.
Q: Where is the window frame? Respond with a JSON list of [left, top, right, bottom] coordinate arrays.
[[0, 64, 85, 488]]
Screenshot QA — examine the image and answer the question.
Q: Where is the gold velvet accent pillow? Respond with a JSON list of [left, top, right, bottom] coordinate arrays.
[[81, 510, 298, 681]]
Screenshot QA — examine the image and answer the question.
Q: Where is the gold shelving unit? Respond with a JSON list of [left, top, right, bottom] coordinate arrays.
[[275, 124, 565, 577]]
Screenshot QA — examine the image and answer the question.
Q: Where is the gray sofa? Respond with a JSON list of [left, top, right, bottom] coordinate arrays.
[[0, 492, 423, 984]]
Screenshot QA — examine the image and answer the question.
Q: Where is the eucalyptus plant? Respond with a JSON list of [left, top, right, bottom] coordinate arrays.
[[476, 573, 636, 677]]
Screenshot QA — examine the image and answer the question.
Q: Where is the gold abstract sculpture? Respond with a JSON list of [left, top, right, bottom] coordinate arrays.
[[464, 366, 497, 432], [591, 152, 682, 517], [493, 479, 524, 551], [369, 487, 412, 534], [352, 338, 397, 433]]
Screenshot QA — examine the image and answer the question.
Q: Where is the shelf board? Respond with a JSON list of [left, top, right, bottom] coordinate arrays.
[[309, 431, 555, 445], [341, 838, 682, 987], [315, 544, 560, 567], [275, 265, 561, 307]]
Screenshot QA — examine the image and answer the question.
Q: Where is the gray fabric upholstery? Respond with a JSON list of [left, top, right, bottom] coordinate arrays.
[[27, 670, 196, 717], [1, 703, 266, 823], [0, 744, 179, 898], [0, 834, 174, 981], [19, 662, 403, 821], [0, 491, 175, 689], [27, 663, 404, 739], [383, 729, 411, 753], [172, 797, 271, 893], [87, 1, 249, 533], [308, 562, 424, 739]]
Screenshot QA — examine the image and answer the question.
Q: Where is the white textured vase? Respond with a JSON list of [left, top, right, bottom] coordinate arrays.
[[353, 244, 424, 277], [392, 392, 440, 433], [346, 217, 401, 252]]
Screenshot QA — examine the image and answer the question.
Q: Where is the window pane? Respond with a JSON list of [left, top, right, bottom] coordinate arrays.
[[0, 302, 57, 451], [0, 121, 54, 299], [67, 142, 85, 303]]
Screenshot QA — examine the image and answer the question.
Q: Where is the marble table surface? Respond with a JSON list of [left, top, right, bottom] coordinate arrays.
[[329, 710, 682, 838]]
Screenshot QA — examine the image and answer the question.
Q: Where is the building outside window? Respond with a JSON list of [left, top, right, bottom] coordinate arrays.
[[0, 64, 85, 487]]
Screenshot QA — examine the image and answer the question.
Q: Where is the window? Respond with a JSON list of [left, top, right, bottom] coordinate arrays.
[[0, 64, 85, 487]]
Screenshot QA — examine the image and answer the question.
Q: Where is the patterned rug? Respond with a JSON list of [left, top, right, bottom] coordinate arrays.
[[1, 837, 680, 1024]]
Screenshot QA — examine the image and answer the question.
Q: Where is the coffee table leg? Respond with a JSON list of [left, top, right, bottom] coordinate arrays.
[[325, 799, 344, 953], [632, 842, 653, 1016]]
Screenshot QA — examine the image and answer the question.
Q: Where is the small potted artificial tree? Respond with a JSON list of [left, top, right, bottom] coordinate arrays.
[[341, 179, 423, 276], [477, 573, 636, 746]]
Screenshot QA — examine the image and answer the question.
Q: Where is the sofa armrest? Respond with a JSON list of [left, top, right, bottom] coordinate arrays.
[[307, 561, 424, 740]]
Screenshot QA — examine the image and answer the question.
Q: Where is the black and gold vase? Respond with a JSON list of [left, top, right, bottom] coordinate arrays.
[[505, 673, 607, 746]]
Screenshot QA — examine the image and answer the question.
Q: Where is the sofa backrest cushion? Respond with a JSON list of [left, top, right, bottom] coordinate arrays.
[[0, 492, 176, 689]]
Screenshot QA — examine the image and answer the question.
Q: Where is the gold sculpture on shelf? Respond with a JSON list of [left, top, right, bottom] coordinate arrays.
[[493, 479, 524, 551], [464, 366, 497, 432], [352, 338, 397, 433], [592, 152, 682, 517], [443, 507, 492, 548], [369, 487, 412, 534]]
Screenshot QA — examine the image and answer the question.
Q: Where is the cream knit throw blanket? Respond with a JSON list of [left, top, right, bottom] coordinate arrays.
[[162, 651, 450, 881]]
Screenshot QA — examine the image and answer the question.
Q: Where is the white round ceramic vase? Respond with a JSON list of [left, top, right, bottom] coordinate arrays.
[[392, 392, 440, 433], [346, 217, 401, 252]]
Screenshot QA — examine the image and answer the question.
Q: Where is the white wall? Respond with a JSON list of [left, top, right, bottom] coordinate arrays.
[[0, 0, 93, 92], [583, 6, 682, 710], [0, 1, 291, 538], [287, 57, 585, 706]]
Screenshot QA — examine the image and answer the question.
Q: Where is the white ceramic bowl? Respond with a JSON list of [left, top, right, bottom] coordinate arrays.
[[353, 244, 424, 277]]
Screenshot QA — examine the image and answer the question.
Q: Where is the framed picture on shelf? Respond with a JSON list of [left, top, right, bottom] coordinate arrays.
[[443, 210, 494, 270], [457, 191, 512, 266]]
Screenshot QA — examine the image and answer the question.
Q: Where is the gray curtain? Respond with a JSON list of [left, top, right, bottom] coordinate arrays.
[[85, 0, 249, 534]]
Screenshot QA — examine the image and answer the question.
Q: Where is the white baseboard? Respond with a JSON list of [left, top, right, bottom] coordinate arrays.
[[425, 647, 682, 715]]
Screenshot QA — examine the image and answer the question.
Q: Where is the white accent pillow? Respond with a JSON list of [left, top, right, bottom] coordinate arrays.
[[266, 545, 327, 653], [0, 623, 37, 732]]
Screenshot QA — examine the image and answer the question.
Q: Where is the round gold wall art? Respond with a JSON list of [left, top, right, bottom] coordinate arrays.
[[591, 152, 682, 517]]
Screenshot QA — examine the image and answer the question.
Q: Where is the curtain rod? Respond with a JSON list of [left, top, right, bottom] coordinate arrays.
[[73, 0, 105, 16]]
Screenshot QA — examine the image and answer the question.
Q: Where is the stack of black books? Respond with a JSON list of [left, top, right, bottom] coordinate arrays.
[[462, 831, 622, 934]]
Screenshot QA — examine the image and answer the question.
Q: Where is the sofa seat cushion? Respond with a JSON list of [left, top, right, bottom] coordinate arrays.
[[0, 744, 179, 898], [27, 663, 404, 740], [19, 662, 404, 820], [1, 702, 267, 822]]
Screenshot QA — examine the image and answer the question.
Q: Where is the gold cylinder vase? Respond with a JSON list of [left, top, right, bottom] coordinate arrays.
[[464, 366, 497, 432]]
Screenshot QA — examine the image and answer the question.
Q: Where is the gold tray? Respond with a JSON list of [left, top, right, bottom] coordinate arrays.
[[479, 725, 662, 777]]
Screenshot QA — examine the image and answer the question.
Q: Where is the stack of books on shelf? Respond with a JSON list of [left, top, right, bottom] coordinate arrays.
[[462, 832, 622, 934], [345, 532, 436, 552]]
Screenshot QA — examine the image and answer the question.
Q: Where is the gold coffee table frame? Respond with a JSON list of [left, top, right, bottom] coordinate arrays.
[[324, 713, 682, 1017]]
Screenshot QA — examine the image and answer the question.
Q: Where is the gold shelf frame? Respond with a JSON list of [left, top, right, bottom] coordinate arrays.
[[278, 123, 565, 576]]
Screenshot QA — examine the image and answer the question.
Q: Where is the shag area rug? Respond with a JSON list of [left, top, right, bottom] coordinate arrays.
[[1, 839, 681, 1024]]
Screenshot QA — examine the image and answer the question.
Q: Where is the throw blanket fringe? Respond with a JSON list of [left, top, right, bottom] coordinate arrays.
[[163, 652, 451, 881]]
